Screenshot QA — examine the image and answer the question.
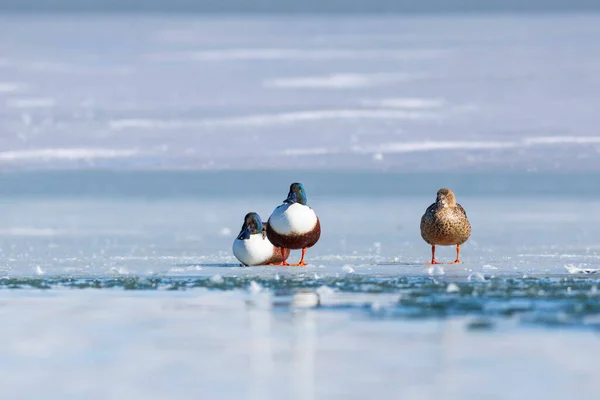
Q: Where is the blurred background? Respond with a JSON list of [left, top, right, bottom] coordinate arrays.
[[1, 0, 599, 173], [1, 0, 599, 12]]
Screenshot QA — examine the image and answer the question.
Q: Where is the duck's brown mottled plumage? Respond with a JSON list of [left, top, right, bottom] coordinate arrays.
[[420, 188, 471, 263], [420, 203, 471, 246]]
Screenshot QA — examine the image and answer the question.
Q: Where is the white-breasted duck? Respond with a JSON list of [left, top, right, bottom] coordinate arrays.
[[232, 212, 290, 266], [267, 183, 321, 266]]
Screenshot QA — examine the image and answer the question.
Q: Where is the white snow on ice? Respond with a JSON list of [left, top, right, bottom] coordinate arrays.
[[0, 15, 598, 170]]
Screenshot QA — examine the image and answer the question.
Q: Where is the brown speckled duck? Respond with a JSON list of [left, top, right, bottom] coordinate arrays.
[[420, 188, 471, 264]]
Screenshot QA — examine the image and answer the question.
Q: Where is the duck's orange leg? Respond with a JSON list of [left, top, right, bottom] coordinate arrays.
[[292, 248, 307, 266], [447, 245, 461, 264], [426, 245, 440, 264], [279, 247, 290, 266]]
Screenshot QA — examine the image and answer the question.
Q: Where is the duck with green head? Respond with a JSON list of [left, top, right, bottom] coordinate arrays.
[[232, 212, 290, 266], [267, 183, 321, 266], [420, 188, 471, 264]]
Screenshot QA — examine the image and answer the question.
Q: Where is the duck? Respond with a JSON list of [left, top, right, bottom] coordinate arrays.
[[267, 183, 321, 266], [420, 188, 471, 264], [232, 212, 290, 266]]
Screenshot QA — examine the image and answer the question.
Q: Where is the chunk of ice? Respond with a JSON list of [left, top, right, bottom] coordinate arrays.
[[565, 264, 600, 274], [446, 283, 460, 293]]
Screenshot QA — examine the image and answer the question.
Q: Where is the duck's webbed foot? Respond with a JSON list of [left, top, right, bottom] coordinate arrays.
[[425, 245, 440, 264], [446, 245, 461, 264], [291, 248, 308, 266], [278, 247, 290, 266]]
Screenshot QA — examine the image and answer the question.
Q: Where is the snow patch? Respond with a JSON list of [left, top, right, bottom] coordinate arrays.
[[0, 228, 62, 237], [428, 265, 445, 275], [446, 283, 460, 293], [109, 109, 435, 131], [355, 140, 517, 154], [0, 148, 140, 162], [282, 147, 333, 156], [6, 97, 55, 108], [201, 109, 435, 127], [248, 281, 263, 295], [524, 136, 600, 145], [264, 73, 415, 89], [342, 265, 355, 273], [0, 82, 22, 93], [150, 48, 447, 62], [110, 267, 130, 275], [363, 97, 446, 109], [290, 291, 320, 308], [565, 264, 600, 274], [468, 272, 487, 282]]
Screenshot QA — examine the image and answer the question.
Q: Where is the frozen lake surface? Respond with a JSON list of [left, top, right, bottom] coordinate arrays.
[[1, 11, 600, 399], [0, 14, 600, 171], [1, 171, 600, 398]]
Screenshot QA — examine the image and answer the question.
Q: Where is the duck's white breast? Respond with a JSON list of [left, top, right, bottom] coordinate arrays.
[[269, 203, 318, 235], [232, 234, 275, 266]]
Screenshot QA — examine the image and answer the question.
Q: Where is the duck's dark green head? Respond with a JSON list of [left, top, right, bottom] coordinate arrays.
[[284, 182, 307, 205], [436, 188, 457, 207], [237, 212, 264, 240]]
